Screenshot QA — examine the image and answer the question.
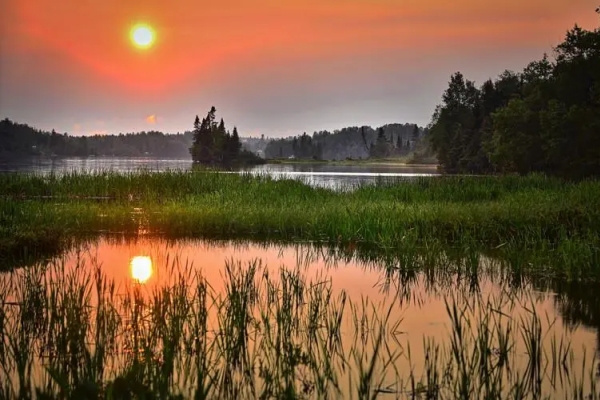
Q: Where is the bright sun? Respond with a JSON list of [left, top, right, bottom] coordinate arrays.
[[130, 24, 155, 49], [130, 256, 153, 283]]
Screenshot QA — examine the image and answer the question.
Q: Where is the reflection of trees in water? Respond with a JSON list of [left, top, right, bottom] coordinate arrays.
[[537, 280, 600, 350], [11, 235, 600, 354]]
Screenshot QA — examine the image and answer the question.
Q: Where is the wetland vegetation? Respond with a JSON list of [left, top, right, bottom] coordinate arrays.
[[1, 171, 599, 276], [1, 170, 599, 397], [0, 239, 599, 399]]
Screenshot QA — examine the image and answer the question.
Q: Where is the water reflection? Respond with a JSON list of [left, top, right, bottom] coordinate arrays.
[[0, 237, 598, 398], [130, 256, 153, 283], [0, 157, 439, 189]]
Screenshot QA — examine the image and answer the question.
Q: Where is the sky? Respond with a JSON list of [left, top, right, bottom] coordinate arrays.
[[0, 0, 598, 137]]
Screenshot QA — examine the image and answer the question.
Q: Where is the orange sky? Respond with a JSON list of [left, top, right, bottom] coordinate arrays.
[[0, 0, 598, 136]]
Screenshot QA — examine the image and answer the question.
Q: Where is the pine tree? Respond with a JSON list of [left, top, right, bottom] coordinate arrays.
[[370, 127, 389, 158], [190, 107, 218, 164], [231, 127, 241, 158], [412, 124, 420, 141], [189, 115, 201, 161], [215, 118, 227, 163]]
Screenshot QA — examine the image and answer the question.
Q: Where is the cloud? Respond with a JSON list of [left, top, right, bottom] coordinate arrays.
[[146, 114, 157, 124]]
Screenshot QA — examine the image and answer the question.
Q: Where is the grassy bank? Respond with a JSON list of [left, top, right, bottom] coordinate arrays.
[[1, 171, 599, 276]]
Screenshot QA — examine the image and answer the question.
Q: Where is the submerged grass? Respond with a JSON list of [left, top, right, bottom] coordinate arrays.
[[0, 256, 597, 399], [1, 171, 599, 278]]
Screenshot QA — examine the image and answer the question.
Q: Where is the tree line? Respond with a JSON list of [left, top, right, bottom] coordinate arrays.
[[0, 119, 193, 159], [429, 24, 600, 178], [263, 123, 427, 160]]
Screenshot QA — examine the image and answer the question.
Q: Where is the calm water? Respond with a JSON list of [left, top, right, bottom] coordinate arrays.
[[0, 157, 439, 188], [2, 237, 598, 397]]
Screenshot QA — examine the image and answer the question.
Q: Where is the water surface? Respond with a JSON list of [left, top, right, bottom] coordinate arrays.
[[2, 237, 598, 398], [0, 157, 439, 189]]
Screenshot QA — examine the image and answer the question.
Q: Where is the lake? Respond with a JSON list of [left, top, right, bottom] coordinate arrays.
[[1, 236, 598, 398], [0, 157, 440, 189]]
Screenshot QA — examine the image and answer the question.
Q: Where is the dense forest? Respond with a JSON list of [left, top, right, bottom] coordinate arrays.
[[0, 119, 193, 159], [264, 123, 428, 160], [0, 117, 432, 163], [429, 24, 600, 178]]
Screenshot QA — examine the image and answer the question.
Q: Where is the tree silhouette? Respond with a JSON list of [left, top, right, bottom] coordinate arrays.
[[189, 107, 260, 166]]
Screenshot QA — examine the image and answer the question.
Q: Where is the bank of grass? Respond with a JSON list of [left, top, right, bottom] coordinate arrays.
[[1, 171, 599, 276], [0, 257, 597, 399]]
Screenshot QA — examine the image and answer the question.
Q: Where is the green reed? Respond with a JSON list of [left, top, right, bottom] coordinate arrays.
[[1, 171, 600, 277], [0, 254, 598, 399]]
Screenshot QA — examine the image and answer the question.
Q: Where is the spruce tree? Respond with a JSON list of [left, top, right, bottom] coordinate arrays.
[[190, 107, 218, 164], [412, 124, 420, 141], [215, 118, 227, 163], [231, 127, 241, 159]]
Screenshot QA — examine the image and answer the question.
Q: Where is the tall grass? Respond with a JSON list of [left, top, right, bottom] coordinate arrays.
[[0, 254, 598, 399], [1, 171, 599, 277]]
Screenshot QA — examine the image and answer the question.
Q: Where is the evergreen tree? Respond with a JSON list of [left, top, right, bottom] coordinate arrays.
[[215, 118, 227, 163], [231, 127, 241, 158], [190, 107, 217, 164], [370, 127, 390, 158], [412, 125, 420, 141]]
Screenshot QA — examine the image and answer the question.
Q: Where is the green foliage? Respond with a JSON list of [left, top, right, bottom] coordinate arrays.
[[1, 172, 600, 279], [429, 25, 600, 178]]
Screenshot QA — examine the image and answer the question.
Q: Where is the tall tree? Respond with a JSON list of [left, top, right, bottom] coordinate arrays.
[[230, 126, 241, 160], [370, 127, 391, 158], [411, 125, 420, 141], [191, 107, 217, 164]]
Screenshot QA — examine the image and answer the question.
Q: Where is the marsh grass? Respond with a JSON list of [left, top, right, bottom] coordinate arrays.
[[0, 253, 598, 399], [1, 171, 599, 278]]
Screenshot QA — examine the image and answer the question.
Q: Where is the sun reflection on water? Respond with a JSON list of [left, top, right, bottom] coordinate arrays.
[[130, 256, 153, 283]]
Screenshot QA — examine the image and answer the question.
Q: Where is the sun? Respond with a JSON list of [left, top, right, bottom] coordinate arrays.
[[130, 24, 155, 49], [130, 256, 153, 283]]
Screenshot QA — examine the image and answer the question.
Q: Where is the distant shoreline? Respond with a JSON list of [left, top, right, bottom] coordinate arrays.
[[265, 158, 439, 168], [1, 154, 439, 168]]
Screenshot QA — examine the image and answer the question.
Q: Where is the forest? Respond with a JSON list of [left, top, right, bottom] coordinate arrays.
[[0, 117, 430, 163], [263, 123, 427, 160], [0, 118, 193, 159], [429, 25, 600, 178]]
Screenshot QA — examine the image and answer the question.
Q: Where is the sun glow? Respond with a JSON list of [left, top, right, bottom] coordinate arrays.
[[130, 24, 155, 49], [130, 256, 153, 283]]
